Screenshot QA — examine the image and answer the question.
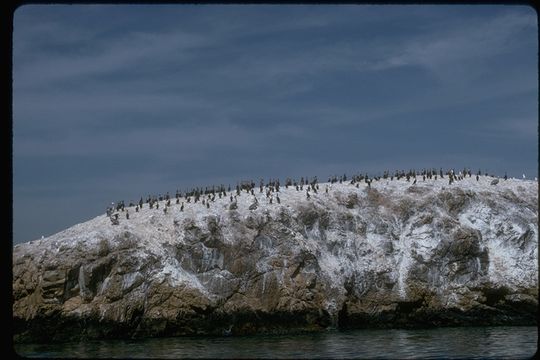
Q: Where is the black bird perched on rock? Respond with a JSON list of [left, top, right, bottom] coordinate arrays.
[[413, 179, 417, 185], [276, 195, 280, 204]]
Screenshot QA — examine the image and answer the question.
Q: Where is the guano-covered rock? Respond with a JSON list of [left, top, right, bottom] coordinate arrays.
[[13, 176, 538, 342]]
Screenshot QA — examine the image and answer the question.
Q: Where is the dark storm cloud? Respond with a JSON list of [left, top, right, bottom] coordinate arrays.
[[13, 5, 537, 244]]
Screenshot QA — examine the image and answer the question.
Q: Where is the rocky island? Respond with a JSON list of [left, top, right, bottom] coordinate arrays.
[[13, 175, 538, 343]]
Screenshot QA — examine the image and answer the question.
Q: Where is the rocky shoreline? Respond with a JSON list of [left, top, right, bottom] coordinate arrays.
[[13, 177, 538, 343]]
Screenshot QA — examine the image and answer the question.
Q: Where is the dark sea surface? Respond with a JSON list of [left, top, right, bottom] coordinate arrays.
[[15, 326, 537, 359]]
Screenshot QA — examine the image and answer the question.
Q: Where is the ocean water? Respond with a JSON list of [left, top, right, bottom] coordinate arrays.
[[15, 326, 537, 359]]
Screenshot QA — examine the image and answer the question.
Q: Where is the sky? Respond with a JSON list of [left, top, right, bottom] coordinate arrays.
[[13, 5, 538, 244]]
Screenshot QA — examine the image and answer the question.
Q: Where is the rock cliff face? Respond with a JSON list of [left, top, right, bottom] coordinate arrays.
[[13, 177, 538, 342]]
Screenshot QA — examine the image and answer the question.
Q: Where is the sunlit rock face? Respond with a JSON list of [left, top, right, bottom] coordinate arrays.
[[13, 176, 538, 342]]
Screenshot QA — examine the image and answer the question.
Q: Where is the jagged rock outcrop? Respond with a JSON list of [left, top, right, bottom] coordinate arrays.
[[13, 177, 538, 342]]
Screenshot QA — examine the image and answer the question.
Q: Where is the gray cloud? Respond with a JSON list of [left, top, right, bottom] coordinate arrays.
[[13, 5, 538, 244]]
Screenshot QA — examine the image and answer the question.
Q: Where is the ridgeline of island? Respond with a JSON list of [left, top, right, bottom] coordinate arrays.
[[13, 170, 538, 343]]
